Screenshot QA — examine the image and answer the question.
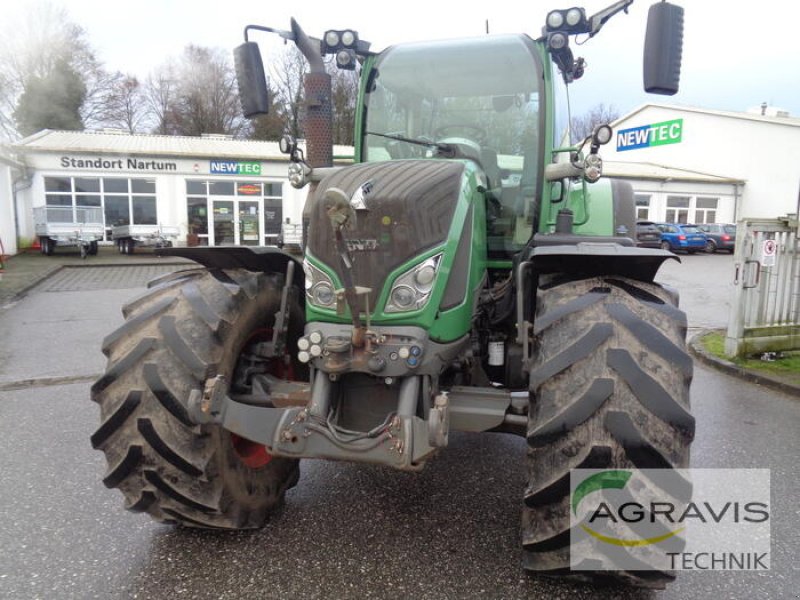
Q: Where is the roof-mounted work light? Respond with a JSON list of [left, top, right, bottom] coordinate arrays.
[[545, 7, 588, 33], [322, 29, 359, 53], [335, 49, 357, 70], [322, 29, 365, 70]]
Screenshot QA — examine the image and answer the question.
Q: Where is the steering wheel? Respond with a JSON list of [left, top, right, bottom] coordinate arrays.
[[434, 124, 487, 146]]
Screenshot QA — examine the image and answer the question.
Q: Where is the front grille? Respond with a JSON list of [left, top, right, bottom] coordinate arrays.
[[307, 160, 465, 312]]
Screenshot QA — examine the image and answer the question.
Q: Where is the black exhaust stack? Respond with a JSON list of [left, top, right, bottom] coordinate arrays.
[[291, 18, 333, 169]]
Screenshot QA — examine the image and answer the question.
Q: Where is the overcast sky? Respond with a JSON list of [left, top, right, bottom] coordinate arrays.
[[8, 0, 800, 121]]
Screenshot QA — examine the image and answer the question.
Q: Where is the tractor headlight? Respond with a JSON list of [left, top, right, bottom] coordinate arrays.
[[312, 282, 335, 307], [385, 254, 442, 313], [304, 259, 336, 309], [390, 285, 416, 309]]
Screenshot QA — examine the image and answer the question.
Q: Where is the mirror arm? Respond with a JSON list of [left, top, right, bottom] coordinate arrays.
[[243, 25, 295, 43], [587, 0, 634, 37]]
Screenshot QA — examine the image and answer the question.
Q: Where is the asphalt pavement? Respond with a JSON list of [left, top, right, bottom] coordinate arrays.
[[0, 250, 797, 599]]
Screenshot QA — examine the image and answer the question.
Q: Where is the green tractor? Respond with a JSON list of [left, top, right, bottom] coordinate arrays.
[[91, 0, 693, 588]]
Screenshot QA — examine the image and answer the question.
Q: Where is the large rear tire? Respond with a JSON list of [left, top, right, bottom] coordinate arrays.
[[91, 268, 305, 528], [522, 276, 695, 588]]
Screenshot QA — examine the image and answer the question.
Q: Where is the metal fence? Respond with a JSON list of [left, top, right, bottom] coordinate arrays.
[[725, 216, 800, 356], [33, 206, 104, 225]]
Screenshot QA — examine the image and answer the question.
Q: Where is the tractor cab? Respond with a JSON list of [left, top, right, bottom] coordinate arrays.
[[359, 34, 545, 259]]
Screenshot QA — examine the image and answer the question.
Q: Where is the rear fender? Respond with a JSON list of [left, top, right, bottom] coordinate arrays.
[[159, 246, 305, 290]]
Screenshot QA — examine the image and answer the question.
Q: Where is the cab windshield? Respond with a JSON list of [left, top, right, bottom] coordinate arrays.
[[362, 34, 544, 256]]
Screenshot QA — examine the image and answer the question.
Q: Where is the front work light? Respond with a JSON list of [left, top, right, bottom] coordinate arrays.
[[593, 124, 613, 146]]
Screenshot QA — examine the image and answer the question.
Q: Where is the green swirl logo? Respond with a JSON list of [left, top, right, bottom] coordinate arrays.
[[572, 470, 684, 547]]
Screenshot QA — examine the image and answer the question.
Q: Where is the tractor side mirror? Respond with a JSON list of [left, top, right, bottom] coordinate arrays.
[[643, 2, 684, 95], [234, 41, 270, 117]]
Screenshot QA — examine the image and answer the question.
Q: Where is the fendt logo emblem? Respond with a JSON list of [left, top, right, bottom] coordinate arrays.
[[350, 180, 373, 211]]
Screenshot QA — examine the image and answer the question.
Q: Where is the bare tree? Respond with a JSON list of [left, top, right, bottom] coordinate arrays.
[[96, 74, 148, 133], [168, 45, 246, 136], [570, 103, 620, 144], [330, 66, 359, 146], [247, 46, 359, 145], [143, 65, 179, 135], [267, 46, 307, 140]]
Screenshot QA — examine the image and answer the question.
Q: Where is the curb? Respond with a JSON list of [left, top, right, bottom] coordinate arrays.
[[11, 263, 66, 299], [0, 373, 100, 392], [1, 259, 192, 309], [689, 332, 800, 398]]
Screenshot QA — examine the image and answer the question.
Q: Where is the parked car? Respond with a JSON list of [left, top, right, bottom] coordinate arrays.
[[656, 223, 708, 253], [698, 223, 736, 253], [635, 220, 662, 248]]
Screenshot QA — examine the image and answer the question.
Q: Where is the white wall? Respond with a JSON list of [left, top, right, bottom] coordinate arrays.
[[607, 106, 800, 220], [0, 163, 18, 255], [628, 179, 739, 224]]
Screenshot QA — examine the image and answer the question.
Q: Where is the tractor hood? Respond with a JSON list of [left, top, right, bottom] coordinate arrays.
[[307, 159, 465, 312]]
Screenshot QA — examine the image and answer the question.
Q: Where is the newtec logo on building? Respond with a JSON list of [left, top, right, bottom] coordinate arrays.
[[616, 118, 683, 152]]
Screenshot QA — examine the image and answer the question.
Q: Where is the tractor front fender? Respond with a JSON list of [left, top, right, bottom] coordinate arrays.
[[527, 241, 678, 282], [159, 246, 305, 290], [515, 241, 679, 368]]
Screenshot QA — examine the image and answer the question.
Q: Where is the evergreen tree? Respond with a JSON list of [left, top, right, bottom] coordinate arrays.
[[14, 58, 86, 136]]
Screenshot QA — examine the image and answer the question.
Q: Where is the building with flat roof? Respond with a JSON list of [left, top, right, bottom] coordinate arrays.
[[604, 103, 800, 224], [5, 129, 352, 254]]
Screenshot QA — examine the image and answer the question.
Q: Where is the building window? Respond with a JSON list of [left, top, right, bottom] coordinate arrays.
[[45, 177, 72, 193], [186, 179, 283, 247], [132, 196, 157, 225], [694, 197, 718, 224], [635, 194, 651, 220], [103, 178, 129, 193], [666, 195, 690, 224], [210, 181, 235, 196], [186, 180, 207, 195], [43, 176, 159, 239], [105, 196, 130, 226]]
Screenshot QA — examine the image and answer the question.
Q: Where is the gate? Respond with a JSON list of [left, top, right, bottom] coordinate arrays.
[[725, 216, 800, 357]]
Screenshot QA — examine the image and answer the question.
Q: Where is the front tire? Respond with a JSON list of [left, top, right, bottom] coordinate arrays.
[[522, 276, 694, 588], [91, 268, 305, 528]]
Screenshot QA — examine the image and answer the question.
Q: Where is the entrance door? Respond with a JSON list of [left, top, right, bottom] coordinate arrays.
[[239, 200, 260, 246], [212, 200, 235, 245]]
